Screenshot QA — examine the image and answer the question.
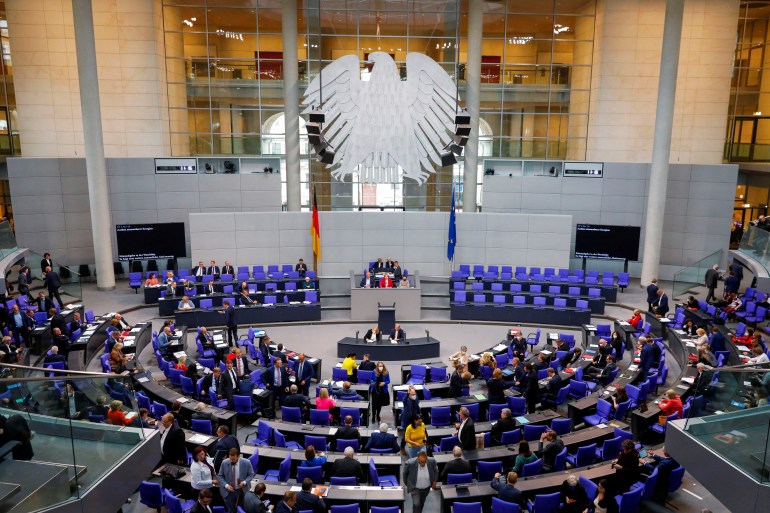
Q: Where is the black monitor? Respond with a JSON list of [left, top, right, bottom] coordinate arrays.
[[116, 223, 186, 261], [574, 224, 641, 261]]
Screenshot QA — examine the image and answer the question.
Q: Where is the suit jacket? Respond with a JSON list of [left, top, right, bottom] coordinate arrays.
[[221, 265, 234, 276], [40, 258, 53, 272], [218, 456, 255, 498], [363, 329, 381, 342], [296, 489, 325, 513], [232, 356, 250, 378], [224, 306, 236, 327], [491, 477, 524, 505], [593, 345, 612, 367], [335, 425, 361, 443], [190, 502, 216, 513], [389, 328, 405, 341], [403, 456, 439, 492], [295, 359, 315, 384], [50, 313, 69, 335], [709, 332, 727, 354], [207, 266, 221, 277], [331, 456, 365, 482], [219, 368, 239, 399], [37, 297, 54, 313], [440, 457, 472, 482], [274, 502, 294, 513], [457, 418, 476, 451], [640, 343, 655, 372], [201, 373, 220, 396], [598, 362, 618, 384], [43, 353, 67, 365], [490, 416, 517, 445], [524, 372, 539, 402], [69, 320, 82, 335], [192, 265, 206, 277], [161, 424, 187, 464], [239, 294, 254, 306], [545, 375, 563, 396], [392, 265, 403, 280], [359, 276, 378, 288], [655, 294, 669, 315], [210, 434, 240, 470], [262, 366, 289, 392], [448, 371, 468, 397], [198, 331, 215, 349], [271, 350, 288, 364], [365, 431, 399, 452], [705, 268, 719, 288], [646, 283, 659, 304], [359, 360, 376, 371], [44, 271, 61, 290], [295, 263, 308, 276], [283, 393, 311, 409]]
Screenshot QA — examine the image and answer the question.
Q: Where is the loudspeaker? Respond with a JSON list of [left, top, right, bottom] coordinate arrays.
[[306, 122, 322, 135], [450, 143, 464, 155], [308, 134, 322, 146], [441, 152, 457, 167], [456, 124, 471, 136], [454, 134, 469, 146], [308, 110, 325, 123], [455, 111, 471, 124], [317, 145, 335, 164]]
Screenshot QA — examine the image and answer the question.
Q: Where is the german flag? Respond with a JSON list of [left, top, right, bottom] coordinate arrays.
[[311, 187, 321, 262]]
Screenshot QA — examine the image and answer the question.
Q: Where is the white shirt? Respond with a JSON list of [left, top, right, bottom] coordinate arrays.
[[457, 418, 467, 441], [160, 425, 169, 454], [415, 462, 431, 489]]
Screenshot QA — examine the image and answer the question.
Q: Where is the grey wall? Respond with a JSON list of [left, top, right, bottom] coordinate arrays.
[[7, 158, 282, 266], [189, 211, 573, 276], [482, 162, 738, 280]]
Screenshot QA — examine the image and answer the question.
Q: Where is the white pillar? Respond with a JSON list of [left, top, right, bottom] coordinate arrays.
[[640, 0, 684, 286], [462, 0, 482, 213], [71, 0, 115, 290], [283, 1, 301, 211]]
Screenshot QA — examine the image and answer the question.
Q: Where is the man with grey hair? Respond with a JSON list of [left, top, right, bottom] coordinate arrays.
[[456, 405, 476, 451], [365, 422, 399, 453], [491, 407, 517, 446], [159, 413, 186, 465], [440, 446, 472, 482], [191, 401, 218, 428], [705, 264, 721, 303], [330, 445, 365, 483], [558, 474, 589, 513], [403, 450, 438, 513]]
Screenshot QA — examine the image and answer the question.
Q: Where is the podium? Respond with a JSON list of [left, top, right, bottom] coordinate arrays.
[[378, 303, 396, 334]]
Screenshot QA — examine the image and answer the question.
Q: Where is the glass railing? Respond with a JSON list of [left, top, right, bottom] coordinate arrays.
[[0, 363, 146, 512], [672, 249, 722, 300], [737, 224, 770, 275], [23, 248, 83, 308], [682, 365, 770, 483]]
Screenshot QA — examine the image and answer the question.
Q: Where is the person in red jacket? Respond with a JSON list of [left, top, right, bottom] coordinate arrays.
[[627, 309, 642, 329], [379, 274, 394, 288], [658, 389, 683, 418]]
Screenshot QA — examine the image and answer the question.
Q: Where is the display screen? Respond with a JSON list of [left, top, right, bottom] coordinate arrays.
[[574, 224, 641, 261], [116, 223, 186, 261]]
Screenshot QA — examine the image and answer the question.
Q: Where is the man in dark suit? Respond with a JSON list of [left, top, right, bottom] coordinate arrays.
[[541, 368, 563, 409], [586, 355, 617, 385], [730, 261, 744, 288], [40, 253, 53, 276], [191, 401, 218, 428], [709, 326, 726, 354], [294, 353, 315, 396], [558, 348, 582, 370], [160, 413, 186, 465], [69, 311, 83, 335], [653, 289, 669, 316], [219, 359, 239, 410], [221, 261, 234, 277], [365, 423, 400, 453], [491, 471, 524, 507], [190, 488, 214, 513], [358, 353, 376, 372], [646, 278, 659, 312], [283, 384, 312, 419], [43, 267, 64, 309], [262, 359, 289, 407], [242, 482, 270, 513], [331, 446, 365, 483], [200, 367, 222, 401], [239, 290, 254, 306], [219, 301, 237, 346], [523, 363, 540, 413], [210, 425, 240, 471], [192, 261, 206, 280], [197, 326, 218, 357], [228, 350, 249, 380], [537, 429, 565, 472], [334, 415, 361, 444], [359, 271, 378, 288], [638, 336, 656, 384], [207, 261, 221, 279], [36, 292, 54, 314], [271, 343, 288, 364], [258, 336, 271, 365], [392, 260, 403, 281], [295, 478, 325, 513], [490, 408, 517, 446], [456, 406, 476, 451], [389, 324, 405, 343], [49, 308, 70, 337], [705, 264, 721, 303], [440, 445, 472, 481], [295, 258, 308, 277], [43, 345, 67, 365], [448, 363, 469, 397], [274, 491, 298, 513], [642, 448, 680, 503]]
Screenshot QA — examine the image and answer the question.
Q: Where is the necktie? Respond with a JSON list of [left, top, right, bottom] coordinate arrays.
[[298, 363, 303, 380], [231, 370, 237, 387], [276, 369, 281, 386], [232, 464, 237, 487], [237, 358, 242, 376]]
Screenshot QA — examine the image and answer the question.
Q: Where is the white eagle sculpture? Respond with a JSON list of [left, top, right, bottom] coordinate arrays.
[[302, 52, 459, 184]]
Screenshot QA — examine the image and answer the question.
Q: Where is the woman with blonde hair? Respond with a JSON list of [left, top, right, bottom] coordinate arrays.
[[371, 362, 390, 424], [106, 400, 132, 426]]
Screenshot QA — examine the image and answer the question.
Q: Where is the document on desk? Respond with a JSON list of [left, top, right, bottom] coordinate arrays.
[[188, 434, 211, 445], [327, 428, 338, 436], [585, 325, 596, 330], [681, 377, 695, 385], [493, 344, 508, 351]]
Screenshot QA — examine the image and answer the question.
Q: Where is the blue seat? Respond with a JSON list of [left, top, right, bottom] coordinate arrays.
[[281, 406, 302, 423], [492, 497, 521, 513], [501, 430, 521, 445], [264, 453, 291, 481], [615, 486, 643, 512], [523, 424, 547, 442], [431, 406, 451, 426], [304, 434, 329, 452], [430, 367, 447, 382], [488, 403, 505, 421], [477, 460, 503, 482], [369, 458, 398, 486], [584, 398, 612, 426], [340, 407, 363, 426], [596, 436, 622, 462], [139, 481, 163, 511], [526, 491, 560, 513], [454, 503, 481, 513], [357, 370, 375, 384], [336, 439, 359, 452], [191, 418, 213, 435], [330, 476, 358, 485], [446, 473, 473, 484], [567, 380, 589, 399], [566, 443, 596, 468], [520, 458, 542, 477], [274, 429, 302, 450], [434, 435, 459, 453], [310, 408, 330, 426], [668, 466, 685, 493], [550, 418, 571, 436], [297, 465, 323, 483], [580, 476, 598, 502], [234, 395, 258, 421], [507, 396, 526, 415], [249, 421, 272, 446], [407, 364, 427, 385], [553, 447, 567, 471]]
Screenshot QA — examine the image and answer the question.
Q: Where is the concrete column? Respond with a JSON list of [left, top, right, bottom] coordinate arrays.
[[462, 0, 482, 213], [640, 0, 684, 286], [71, 0, 114, 290], [283, 0, 301, 211]]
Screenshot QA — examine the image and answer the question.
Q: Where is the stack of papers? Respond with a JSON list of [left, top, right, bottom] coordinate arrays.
[[188, 434, 211, 444]]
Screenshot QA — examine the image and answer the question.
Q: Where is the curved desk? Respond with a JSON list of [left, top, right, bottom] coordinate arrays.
[[337, 336, 440, 360], [174, 303, 321, 326]]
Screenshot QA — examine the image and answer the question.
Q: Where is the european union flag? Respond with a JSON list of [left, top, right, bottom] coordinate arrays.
[[447, 186, 457, 262]]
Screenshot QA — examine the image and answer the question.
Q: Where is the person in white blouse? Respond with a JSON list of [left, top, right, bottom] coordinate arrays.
[[694, 328, 709, 347], [190, 446, 220, 498], [449, 346, 470, 368], [747, 346, 770, 366]]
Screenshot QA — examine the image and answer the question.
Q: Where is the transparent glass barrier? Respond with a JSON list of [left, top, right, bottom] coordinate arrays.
[[22, 248, 82, 310], [672, 249, 722, 300], [0, 364, 145, 512], [682, 366, 770, 483], [738, 224, 770, 275], [0, 218, 19, 258]]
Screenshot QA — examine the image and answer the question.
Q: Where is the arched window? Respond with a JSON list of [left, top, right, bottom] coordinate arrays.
[[261, 113, 309, 155]]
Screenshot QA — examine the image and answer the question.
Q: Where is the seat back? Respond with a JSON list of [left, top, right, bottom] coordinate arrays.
[[437, 435, 459, 452], [501, 429, 521, 445], [550, 418, 571, 435], [521, 458, 542, 477], [191, 419, 212, 435], [598, 436, 622, 461], [330, 476, 357, 485], [491, 497, 520, 513], [310, 409, 330, 426], [296, 464, 323, 484], [430, 406, 451, 426], [446, 473, 473, 485], [340, 407, 362, 426], [617, 487, 643, 512], [477, 460, 502, 482], [336, 438, 359, 452], [281, 406, 302, 423], [574, 443, 596, 468]]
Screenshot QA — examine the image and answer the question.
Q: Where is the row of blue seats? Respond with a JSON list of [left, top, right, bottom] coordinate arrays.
[[131, 268, 317, 283], [454, 282, 605, 296], [452, 292, 592, 309], [452, 265, 628, 286]]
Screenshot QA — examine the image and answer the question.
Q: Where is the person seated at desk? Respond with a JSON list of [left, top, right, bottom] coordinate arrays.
[[301, 277, 314, 289], [390, 323, 405, 343], [295, 478, 325, 513], [559, 474, 589, 513], [591, 479, 619, 513], [585, 355, 617, 384], [747, 346, 770, 365], [178, 295, 195, 310], [487, 368, 510, 404], [359, 271, 378, 288], [192, 261, 206, 279], [681, 319, 698, 337], [69, 311, 83, 336], [695, 346, 717, 367], [301, 445, 326, 468], [315, 387, 335, 412], [398, 276, 410, 288], [440, 446, 472, 481], [341, 352, 358, 381], [181, 279, 197, 295], [239, 290, 256, 306], [364, 326, 382, 342], [693, 328, 708, 347], [641, 448, 679, 504], [512, 440, 537, 474], [295, 258, 308, 277], [335, 414, 361, 444], [448, 364, 471, 397], [490, 408, 517, 446], [449, 345, 469, 368], [144, 273, 159, 286], [283, 384, 312, 419], [197, 326, 221, 359], [510, 357, 525, 387], [554, 337, 571, 354], [627, 309, 643, 329], [365, 423, 399, 453], [658, 389, 683, 418], [331, 446, 365, 483], [359, 353, 377, 371], [205, 279, 217, 295], [138, 407, 156, 428], [221, 261, 234, 277], [109, 342, 130, 374], [157, 325, 172, 355], [200, 367, 222, 402], [51, 327, 71, 356], [165, 271, 177, 297], [272, 343, 288, 364], [686, 295, 700, 310], [491, 471, 524, 508], [207, 261, 220, 280], [533, 353, 550, 372], [106, 400, 133, 426], [43, 345, 67, 366], [479, 352, 496, 372], [541, 368, 564, 409], [191, 401, 217, 428], [558, 347, 582, 371], [379, 273, 394, 288], [724, 294, 742, 320], [174, 355, 188, 373], [332, 381, 364, 401], [538, 429, 565, 472]]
